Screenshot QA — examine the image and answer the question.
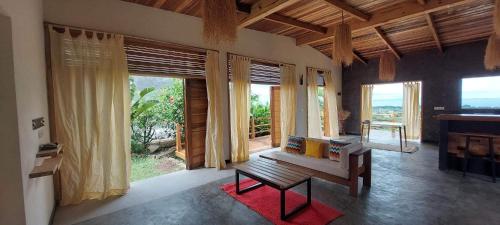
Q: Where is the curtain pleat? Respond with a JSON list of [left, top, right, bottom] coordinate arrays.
[[324, 70, 340, 138], [307, 68, 322, 138], [403, 82, 421, 139], [230, 55, 251, 162], [204, 50, 226, 169], [49, 27, 130, 205], [280, 64, 297, 151], [361, 85, 374, 123]]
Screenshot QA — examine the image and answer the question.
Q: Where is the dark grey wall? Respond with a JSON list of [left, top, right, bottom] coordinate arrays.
[[342, 40, 500, 142]]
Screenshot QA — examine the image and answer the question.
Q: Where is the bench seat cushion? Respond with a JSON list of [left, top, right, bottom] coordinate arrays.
[[265, 151, 363, 179]]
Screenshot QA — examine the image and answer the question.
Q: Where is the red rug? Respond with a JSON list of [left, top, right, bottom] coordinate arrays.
[[221, 179, 343, 225]]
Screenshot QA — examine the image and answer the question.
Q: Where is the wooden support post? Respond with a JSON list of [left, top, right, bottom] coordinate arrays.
[[251, 116, 256, 139], [176, 123, 182, 152]]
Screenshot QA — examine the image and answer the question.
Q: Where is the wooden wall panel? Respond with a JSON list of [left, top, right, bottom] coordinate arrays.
[[270, 86, 281, 147], [184, 78, 208, 169]]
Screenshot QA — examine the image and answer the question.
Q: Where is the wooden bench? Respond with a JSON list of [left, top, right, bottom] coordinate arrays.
[[260, 147, 372, 197]]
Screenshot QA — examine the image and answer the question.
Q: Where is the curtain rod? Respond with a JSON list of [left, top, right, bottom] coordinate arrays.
[[307, 66, 331, 74], [44, 21, 220, 53], [228, 52, 295, 67]]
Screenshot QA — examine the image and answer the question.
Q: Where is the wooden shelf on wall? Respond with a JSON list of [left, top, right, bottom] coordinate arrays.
[[29, 154, 63, 179], [36, 144, 63, 158]]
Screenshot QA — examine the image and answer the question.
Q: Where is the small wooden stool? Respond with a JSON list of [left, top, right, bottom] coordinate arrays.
[[459, 133, 498, 183], [360, 120, 371, 142]]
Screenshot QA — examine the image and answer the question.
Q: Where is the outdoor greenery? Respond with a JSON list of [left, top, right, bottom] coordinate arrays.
[[250, 94, 271, 137], [130, 156, 163, 182], [130, 78, 184, 154], [129, 77, 186, 182], [130, 156, 185, 182]]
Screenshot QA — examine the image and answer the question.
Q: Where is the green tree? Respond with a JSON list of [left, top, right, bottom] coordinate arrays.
[[130, 78, 160, 154], [156, 79, 185, 139], [250, 94, 271, 137]]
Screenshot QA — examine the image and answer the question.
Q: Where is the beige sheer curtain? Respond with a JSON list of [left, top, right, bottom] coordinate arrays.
[[307, 68, 322, 138], [361, 84, 374, 123], [230, 55, 251, 162], [49, 27, 130, 205], [324, 70, 340, 138], [280, 64, 297, 150], [205, 50, 226, 169], [403, 82, 421, 139]]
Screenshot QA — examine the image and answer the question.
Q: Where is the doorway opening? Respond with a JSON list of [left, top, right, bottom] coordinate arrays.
[[249, 83, 273, 153], [129, 75, 186, 182], [370, 82, 422, 145]]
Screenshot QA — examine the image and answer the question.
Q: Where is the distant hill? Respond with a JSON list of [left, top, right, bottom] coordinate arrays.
[[131, 76, 176, 91]]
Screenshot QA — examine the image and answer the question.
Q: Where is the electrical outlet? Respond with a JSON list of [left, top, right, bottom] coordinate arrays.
[[32, 117, 45, 130], [434, 106, 445, 111]]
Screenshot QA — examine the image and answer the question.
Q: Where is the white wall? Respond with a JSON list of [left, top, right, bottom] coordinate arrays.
[[43, 0, 342, 158], [0, 1, 53, 225], [0, 14, 26, 225]]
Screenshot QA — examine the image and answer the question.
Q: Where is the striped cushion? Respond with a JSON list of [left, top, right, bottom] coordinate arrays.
[[328, 140, 349, 161], [286, 136, 305, 154]]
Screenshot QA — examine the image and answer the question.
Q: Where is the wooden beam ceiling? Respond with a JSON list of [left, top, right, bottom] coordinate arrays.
[[172, 0, 192, 12], [122, 0, 493, 60], [153, 0, 167, 8], [296, 0, 475, 46], [425, 14, 443, 53], [374, 27, 401, 60], [265, 14, 327, 34], [320, 0, 370, 21], [238, 0, 301, 29], [353, 52, 367, 65]]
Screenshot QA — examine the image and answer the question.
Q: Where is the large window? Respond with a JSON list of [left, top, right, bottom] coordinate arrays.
[[461, 76, 500, 109]]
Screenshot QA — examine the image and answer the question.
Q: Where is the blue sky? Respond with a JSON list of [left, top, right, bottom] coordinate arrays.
[[462, 76, 500, 99], [372, 83, 403, 107]]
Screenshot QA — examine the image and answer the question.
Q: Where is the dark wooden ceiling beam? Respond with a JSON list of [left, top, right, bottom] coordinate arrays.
[[153, 0, 168, 8], [353, 51, 368, 65], [173, 0, 192, 12], [296, 0, 474, 46], [265, 14, 327, 34], [425, 13, 443, 53], [238, 0, 301, 29], [374, 27, 401, 60], [320, 0, 370, 21]]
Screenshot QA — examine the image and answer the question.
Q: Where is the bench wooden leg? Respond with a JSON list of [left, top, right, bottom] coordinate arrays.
[[363, 151, 372, 187], [349, 156, 359, 197]]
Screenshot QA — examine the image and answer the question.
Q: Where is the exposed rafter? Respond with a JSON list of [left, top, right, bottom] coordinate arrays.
[[238, 0, 301, 29], [353, 52, 368, 65], [153, 0, 168, 8], [173, 0, 192, 12], [321, 0, 370, 21], [374, 27, 401, 60], [296, 0, 474, 46], [425, 14, 443, 53], [265, 14, 327, 34], [236, 6, 328, 34]]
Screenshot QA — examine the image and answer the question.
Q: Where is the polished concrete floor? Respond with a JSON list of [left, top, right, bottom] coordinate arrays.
[[72, 143, 500, 225]]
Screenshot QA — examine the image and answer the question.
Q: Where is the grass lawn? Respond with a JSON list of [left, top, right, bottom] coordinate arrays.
[[131, 156, 186, 182]]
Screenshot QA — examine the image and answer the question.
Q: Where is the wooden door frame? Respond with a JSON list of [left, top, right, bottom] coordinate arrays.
[[270, 86, 281, 147]]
